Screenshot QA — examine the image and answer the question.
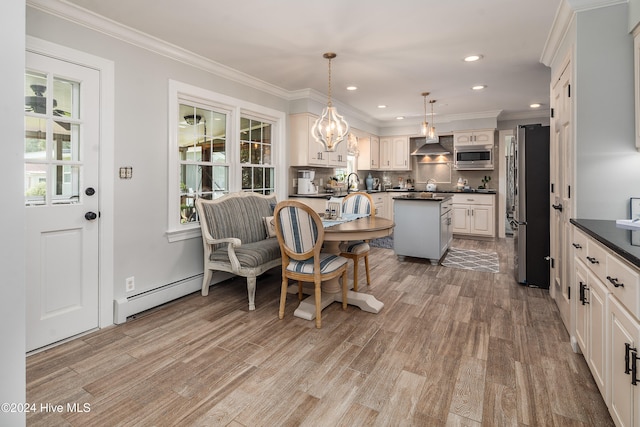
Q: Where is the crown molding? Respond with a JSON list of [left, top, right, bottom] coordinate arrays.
[[541, 0, 627, 66], [377, 110, 503, 128], [498, 109, 550, 121], [27, 0, 291, 100], [566, 0, 627, 12], [541, 1, 575, 66]]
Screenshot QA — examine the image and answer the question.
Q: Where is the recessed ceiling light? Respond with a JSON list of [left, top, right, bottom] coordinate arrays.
[[530, 103, 542, 108], [377, 105, 387, 109], [472, 85, 487, 90], [396, 116, 405, 120], [346, 86, 357, 91], [464, 54, 483, 62]]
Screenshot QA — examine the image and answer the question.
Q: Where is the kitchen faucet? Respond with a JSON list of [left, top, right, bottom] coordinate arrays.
[[346, 173, 360, 194]]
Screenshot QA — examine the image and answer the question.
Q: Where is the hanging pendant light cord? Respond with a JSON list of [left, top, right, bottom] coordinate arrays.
[[326, 56, 333, 107]]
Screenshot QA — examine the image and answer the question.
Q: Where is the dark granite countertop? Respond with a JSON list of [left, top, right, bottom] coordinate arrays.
[[289, 188, 496, 198], [570, 219, 640, 269]]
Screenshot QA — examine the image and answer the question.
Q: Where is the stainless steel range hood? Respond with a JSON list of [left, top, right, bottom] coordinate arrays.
[[410, 137, 450, 156]]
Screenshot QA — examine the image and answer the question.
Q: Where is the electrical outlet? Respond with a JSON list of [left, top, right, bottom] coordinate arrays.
[[125, 276, 135, 292]]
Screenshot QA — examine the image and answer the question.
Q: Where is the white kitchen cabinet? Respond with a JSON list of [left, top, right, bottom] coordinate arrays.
[[609, 297, 640, 427], [379, 136, 410, 170], [571, 224, 640, 427], [369, 192, 384, 217], [289, 196, 329, 213], [289, 113, 348, 168], [451, 194, 495, 237], [382, 192, 394, 221], [357, 134, 380, 170], [575, 255, 608, 397], [453, 129, 495, 146]]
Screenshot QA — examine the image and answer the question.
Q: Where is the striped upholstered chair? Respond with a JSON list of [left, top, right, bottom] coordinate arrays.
[[274, 200, 348, 328], [339, 192, 375, 291]]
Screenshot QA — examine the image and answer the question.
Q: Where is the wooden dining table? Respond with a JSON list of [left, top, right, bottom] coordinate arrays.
[[293, 215, 395, 321]]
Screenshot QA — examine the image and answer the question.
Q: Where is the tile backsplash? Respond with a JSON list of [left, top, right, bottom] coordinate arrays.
[[289, 134, 498, 194]]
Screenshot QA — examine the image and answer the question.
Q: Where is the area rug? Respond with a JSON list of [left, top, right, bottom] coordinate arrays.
[[369, 233, 394, 249], [441, 247, 500, 273]]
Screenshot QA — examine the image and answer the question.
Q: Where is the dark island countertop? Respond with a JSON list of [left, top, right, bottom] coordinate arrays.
[[570, 219, 640, 269]]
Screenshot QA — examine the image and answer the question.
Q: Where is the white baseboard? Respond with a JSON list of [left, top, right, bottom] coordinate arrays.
[[113, 272, 233, 324]]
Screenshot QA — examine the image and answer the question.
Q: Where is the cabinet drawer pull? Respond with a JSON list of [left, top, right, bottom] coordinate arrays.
[[606, 275, 624, 288], [633, 351, 639, 386], [572, 243, 582, 249], [579, 282, 589, 305], [586, 256, 599, 264], [627, 343, 640, 385]]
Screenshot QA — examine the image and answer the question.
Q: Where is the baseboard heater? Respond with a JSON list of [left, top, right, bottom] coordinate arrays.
[[113, 271, 233, 324]]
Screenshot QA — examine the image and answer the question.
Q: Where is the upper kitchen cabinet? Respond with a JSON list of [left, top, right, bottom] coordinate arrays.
[[357, 134, 380, 170], [289, 113, 348, 168], [379, 136, 410, 170], [453, 129, 495, 146]]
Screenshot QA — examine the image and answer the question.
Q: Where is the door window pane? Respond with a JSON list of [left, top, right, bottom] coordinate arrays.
[[25, 71, 83, 207], [53, 123, 80, 161], [25, 117, 47, 160], [25, 164, 47, 206], [53, 77, 79, 119], [25, 72, 47, 115], [52, 165, 80, 204]]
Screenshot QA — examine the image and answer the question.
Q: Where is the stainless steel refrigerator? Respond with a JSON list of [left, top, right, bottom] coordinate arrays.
[[512, 124, 550, 288]]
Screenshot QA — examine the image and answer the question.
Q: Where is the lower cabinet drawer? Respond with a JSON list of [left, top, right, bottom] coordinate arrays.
[[606, 253, 640, 318], [585, 239, 608, 283]]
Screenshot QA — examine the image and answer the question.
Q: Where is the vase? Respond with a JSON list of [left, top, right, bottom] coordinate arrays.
[[365, 173, 374, 191]]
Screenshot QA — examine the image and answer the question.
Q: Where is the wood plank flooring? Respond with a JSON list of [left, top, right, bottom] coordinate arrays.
[[26, 238, 614, 426]]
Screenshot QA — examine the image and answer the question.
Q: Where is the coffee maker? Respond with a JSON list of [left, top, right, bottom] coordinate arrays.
[[297, 170, 318, 195]]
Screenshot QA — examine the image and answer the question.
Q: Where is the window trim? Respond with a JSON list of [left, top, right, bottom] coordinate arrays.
[[166, 80, 286, 242]]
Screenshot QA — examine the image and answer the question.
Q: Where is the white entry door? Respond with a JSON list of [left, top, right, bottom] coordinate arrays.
[[25, 51, 101, 352]]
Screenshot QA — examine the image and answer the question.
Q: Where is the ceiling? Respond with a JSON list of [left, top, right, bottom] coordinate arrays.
[[60, 0, 562, 125]]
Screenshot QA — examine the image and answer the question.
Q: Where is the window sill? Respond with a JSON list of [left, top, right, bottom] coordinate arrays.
[[166, 225, 201, 242]]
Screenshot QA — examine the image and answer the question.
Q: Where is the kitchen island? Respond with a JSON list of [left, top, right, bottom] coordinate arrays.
[[393, 193, 453, 264]]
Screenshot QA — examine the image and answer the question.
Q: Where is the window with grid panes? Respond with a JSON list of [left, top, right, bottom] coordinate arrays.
[[168, 80, 284, 242], [178, 104, 229, 223], [240, 116, 274, 194]]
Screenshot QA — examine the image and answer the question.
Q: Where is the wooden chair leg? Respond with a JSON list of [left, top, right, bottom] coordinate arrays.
[[341, 270, 348, 310], [279, 277, 288, 320], [352, 258, 359, 292], [314, 280, 322, 329], [364, 254, 371, 286], [297, 280, 303, 300]]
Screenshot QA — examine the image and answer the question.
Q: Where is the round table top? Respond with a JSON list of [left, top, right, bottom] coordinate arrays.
[[322, 216, 394, 241]]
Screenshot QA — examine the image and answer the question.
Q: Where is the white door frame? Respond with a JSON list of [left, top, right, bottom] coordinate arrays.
[[27, 36, 115, 328], [497, 129, 513, 239]]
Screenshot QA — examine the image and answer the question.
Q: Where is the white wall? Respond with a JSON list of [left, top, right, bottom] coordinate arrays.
[[575, 4, 640, 219], [0, 2, 26, 426], [26, 7, 291, 302]]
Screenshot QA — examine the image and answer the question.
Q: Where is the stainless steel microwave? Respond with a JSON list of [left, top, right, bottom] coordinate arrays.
[[454, 145, 494, 170]]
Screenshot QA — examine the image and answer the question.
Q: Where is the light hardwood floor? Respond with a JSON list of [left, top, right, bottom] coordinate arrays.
[[27, 238, 614, 426]]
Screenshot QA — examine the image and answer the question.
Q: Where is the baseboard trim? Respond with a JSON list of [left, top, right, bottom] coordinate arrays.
[[113, 272, 233, 324]]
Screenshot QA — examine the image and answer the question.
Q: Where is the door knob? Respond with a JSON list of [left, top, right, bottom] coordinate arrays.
[[552, 203, 563, 212], [85, 212, 98, 221], [85, 187, 96, 196]]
